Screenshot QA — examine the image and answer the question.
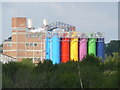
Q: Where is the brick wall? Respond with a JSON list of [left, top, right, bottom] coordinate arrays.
[[3, 17, 46, 62]]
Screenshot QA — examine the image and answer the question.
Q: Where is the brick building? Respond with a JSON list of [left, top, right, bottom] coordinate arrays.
[[3, 17, 46, 62]]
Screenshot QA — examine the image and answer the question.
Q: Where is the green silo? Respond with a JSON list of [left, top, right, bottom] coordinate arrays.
[[88, 38, 96, 56]]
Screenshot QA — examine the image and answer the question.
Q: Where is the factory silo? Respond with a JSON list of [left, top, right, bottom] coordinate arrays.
[[52, 35, 60, 64], [79, 38, 87, 61], [88, 38, 97, 56], [46, 37, 51, 60], [97, 38, 105, 61], [61, 38, 70, 63], [70, 38, 78, 61]]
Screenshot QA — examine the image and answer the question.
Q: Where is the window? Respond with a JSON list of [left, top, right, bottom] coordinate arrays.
[[30, 35, 34, 37], [30, 43, 33, 46], [34, 43, 37, 46], [26, 43, 29, 46], [34, 35, 37, 38], [26, 35, 30, 37], [38, 35, 42, 38], [7, 44, 12, 47]]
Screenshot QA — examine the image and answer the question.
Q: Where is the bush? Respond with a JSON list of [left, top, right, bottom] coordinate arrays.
[[2, 53, 119, 88]]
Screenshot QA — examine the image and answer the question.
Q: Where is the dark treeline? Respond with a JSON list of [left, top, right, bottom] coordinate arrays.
[[105, 40, 120, 56], [2, 53, 119, 88]]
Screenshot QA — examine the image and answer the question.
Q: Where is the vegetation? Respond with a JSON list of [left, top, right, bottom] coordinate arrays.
[[2, 53, 119, 88], [105, 40, 120, 56]]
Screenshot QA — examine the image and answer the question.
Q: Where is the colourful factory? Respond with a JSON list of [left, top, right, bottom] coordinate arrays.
[[45, 31, 105, 64], [2, 17, 105, 64]]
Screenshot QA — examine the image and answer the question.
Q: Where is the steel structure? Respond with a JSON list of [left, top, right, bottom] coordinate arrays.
[[42, 22, 105, 63]]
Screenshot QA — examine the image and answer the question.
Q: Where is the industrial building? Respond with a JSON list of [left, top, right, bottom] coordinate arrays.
[[3, 17, 46, 63], [2, 17, 105, 64]]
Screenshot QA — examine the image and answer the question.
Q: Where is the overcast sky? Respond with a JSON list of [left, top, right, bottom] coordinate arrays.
[[1, 2, 118, 43]]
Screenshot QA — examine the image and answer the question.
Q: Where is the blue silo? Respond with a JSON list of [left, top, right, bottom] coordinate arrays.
[[97, 38, 105, 61], [51, 35, 60, 64]]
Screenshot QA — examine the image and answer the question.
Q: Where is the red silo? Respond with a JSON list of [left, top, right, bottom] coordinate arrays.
[[61, 38, 70, 63]]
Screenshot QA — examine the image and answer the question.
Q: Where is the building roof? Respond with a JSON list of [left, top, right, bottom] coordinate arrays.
[[4, 36, 12, 42]]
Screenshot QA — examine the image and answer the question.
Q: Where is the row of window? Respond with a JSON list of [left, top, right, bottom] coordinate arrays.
[[26, 43, 37, 46], [32, 58, 45, 61], [7, 43, 38, 47], [26, 34, 44, 38]]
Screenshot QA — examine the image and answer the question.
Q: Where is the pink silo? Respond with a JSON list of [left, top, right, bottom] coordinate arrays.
[[79, 38, 87, 61]]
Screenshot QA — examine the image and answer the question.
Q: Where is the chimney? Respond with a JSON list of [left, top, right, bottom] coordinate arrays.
[[12, 17, 26, 29]]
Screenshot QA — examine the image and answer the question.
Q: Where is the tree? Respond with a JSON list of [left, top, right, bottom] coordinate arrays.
[[105, 40, 120, 56], [2, 54, 119, 88]]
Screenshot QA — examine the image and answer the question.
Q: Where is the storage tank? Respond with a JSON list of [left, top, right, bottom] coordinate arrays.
[[88, 38, 96, 56], [70, 38, 78, 61], [27, 19, 32, 29], [52, 36, 60, 64], [45, 37, 51, 60], [61, 38, 70, 63], [79, 38, 87, 61], [43, 19, 49, 26], [97, 38, 105, 61]]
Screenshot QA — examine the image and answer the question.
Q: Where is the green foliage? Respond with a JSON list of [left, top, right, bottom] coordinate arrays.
[[101, 70, 118, 88], [81, 54, 101, 66], [2, 73, 14, 88], [103, 53, 119, 71], [105, 40, 120, 56], [101, 53, 119, 88], [34, 60, 54, 73], [2, 54, 119, 88]]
